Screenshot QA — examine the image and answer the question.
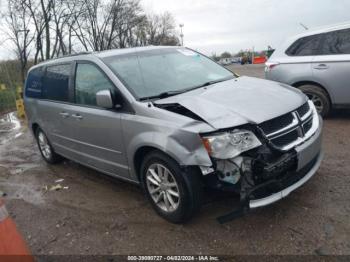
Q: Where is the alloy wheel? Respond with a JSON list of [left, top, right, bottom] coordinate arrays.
[[307, 93, 324, 113], [146, 163, 180, 212], [38, 132, 52, 160]]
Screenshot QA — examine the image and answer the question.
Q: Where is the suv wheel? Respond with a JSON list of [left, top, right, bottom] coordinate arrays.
[[299, 85, 331, 117], [35, 128, 63, 164], [140, 151, 202, 223]]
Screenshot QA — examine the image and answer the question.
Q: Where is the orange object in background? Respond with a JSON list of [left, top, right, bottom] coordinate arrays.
[[253, 56, 267, 64], [0, 199, 34, 262]]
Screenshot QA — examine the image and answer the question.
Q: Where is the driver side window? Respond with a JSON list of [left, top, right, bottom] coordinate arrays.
[[75, 63, 114, 106]]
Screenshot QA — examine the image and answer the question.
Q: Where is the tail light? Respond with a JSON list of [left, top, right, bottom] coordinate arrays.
[[265, 62, 280, 71]]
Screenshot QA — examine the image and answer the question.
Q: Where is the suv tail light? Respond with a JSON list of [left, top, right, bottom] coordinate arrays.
[[265, 62, 280, 71]]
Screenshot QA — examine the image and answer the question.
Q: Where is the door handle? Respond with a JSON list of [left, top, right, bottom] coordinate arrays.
[[71, 114, 83, 120], [314, 64, 329, 70], [59, 112, 70, 118]]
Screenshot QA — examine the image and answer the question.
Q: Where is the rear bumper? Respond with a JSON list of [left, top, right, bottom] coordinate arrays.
[[249, 151, 323, 208]]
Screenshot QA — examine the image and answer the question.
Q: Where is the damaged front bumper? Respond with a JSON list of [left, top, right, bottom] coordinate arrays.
[[216, 116, 323, 223], [249, 151, 323, 208]]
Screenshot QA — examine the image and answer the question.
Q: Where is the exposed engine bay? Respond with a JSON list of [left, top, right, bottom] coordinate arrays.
[[204, 142, 297, 192]]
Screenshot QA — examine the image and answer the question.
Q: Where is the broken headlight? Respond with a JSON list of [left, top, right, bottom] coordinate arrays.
[[202, 130, 261, 159]]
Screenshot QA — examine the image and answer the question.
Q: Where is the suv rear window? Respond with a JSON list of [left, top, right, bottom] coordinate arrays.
[[25, 67, 44, 98], [43, 64, 71, 102], [286, 28, 350, 56], [286, 34, 323, 56]]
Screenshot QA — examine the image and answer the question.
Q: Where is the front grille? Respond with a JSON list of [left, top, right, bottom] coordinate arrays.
[[296, 102, 310, 118], [259, 112, 294, 135], [303, 118, 313, 134], [259, 101, 316, 151], [271, 129, 299, 147]]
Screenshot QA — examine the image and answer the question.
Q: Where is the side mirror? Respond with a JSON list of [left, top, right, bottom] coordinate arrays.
[[96, 90, 114, 109]]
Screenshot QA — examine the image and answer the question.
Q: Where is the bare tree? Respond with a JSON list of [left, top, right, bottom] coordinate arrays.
[[39, 0, 53, 60], [24, 0, 44, 64], [66, 0, 90, 52], [147, 12, 180, 46], [74, 0, 143, 51], [24, 0, 84, 61], [3, 0, 34, 83], [51, 0, 72, 57], [1, 0, 180, 72], [24, 0, 54, 63], [133, 15, 148, 46]]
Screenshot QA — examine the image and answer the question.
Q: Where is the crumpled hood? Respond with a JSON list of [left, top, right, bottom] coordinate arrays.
[[155, 76, 307, 129]]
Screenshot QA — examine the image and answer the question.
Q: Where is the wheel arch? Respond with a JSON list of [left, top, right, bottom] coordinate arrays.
[[133, 146, 180, 182], [32, 123, 40, 135], [291, 80, 333, 104]]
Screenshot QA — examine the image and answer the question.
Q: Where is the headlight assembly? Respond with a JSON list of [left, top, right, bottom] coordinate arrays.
[[202, 130, 262, 159]]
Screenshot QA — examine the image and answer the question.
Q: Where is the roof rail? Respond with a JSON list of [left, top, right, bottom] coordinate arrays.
[[36, 51, 93, 65], [56, 51, 93, 59]]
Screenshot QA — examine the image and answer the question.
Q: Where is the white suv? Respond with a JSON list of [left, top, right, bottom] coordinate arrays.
[[265, 22, 350, 116]]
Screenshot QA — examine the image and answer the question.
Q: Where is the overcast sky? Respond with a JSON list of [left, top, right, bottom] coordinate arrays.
[[0, 0, 349, 59], [141, 0, 350, 55]]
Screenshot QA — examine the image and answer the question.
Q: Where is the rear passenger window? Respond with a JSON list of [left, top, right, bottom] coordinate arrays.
[[320, 29, 350, 55], [75, 63, 114, 106], [25, 67, 44, 98], [286, 34, 322, 56], [43, 64, 71, 102]]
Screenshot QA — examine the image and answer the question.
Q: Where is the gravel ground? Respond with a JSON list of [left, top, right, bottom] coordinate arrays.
[[0, 64, 349, 257]]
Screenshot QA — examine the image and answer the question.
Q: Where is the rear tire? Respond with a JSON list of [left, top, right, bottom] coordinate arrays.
[[35, 128, 63, 164], [298, 85, 331, 117], [140, 151, 203, 223]]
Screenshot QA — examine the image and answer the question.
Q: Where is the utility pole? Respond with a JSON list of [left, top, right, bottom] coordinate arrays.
[[179, 24, 184, 46]]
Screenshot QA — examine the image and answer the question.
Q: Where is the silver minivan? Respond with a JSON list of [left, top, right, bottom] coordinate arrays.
[[24, 47, 323, 223], [265, 23, 350, 116]]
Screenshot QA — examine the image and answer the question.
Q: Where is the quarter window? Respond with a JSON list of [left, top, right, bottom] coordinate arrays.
[[286, 34, 323, 56], [43, 64, 71, 102], [75, 63, 114, 106], [25, 67, 44, 98]]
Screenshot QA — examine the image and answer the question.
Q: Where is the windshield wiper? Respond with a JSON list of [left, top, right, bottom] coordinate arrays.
[[139, 90, 185, 101], [187, 76, 235, 91]]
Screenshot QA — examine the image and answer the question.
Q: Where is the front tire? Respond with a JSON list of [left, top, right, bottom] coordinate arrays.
[[140, 151, 202, 223], [299, 84, 331, 117], [35, 128, 63, 164]]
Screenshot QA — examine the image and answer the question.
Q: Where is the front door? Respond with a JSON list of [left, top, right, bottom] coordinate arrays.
[[64, 62, 129, 179]]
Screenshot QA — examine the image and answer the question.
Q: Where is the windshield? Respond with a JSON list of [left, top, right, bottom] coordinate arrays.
[[102, 48, 234, 100]]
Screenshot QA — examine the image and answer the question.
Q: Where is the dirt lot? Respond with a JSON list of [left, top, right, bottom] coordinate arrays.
[[0, 64, 349, 257]]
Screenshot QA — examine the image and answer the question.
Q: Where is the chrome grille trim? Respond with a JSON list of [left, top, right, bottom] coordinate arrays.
[[300, 109, 312, 121], [268, 125, 299, 140], [260, 101, 319, 151], [266, 112, 299, 138], [296, 102, 311, 119]]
